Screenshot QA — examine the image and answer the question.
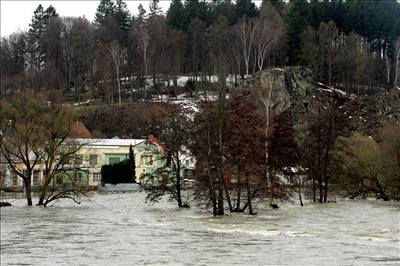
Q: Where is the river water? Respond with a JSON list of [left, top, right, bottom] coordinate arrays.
[[1, 194, 399, 265]]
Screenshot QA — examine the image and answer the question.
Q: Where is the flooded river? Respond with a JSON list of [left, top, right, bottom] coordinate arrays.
[[1, 194, 399, 265]]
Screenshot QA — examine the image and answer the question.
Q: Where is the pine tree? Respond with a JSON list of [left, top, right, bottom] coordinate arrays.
[[27, 4, 58, 74], [149, 0, 163, 16], [44, 5, 58, 19], [210, 0, 236, 25], [235, 0, 258, 22], [94, 0, 115, 26], [113, 0, 131, 43], [166, 0, 186, 31], [286, 0, 309, 65], [28, 4, 45, 42], [261, 0, 284, 13], [134, 4, 147, 26]]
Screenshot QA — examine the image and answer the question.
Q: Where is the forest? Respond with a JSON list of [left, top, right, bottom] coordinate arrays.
[[1, 0, 399, 101], [1, 0, 400, 214]]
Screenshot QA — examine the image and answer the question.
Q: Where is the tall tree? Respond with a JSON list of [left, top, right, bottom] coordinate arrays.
[[113, 0, 131, 44], [235, 0, 258, 22], [94, 0, 115, 26], [286, 0, 309, 65], [27, 4, 58, 89], [166, 0, 186, 31], [106, 40, 125, 107], [142, 105, 192, 207], [235, 17, 257, 76], [0, 91, 45, 206], [149, 0, 163, 16], [253, 4, 284, 71]]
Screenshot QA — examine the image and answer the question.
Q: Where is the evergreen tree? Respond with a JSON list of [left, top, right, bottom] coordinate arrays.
[[184, 0, 200, 28], [210, 0, 236, 25], [235, 0, 258, 22], [149, 0, 163, 16], [44, 5, 58, 19], [28, 4, 46, 42], [113, 0, 131, 43], [27, 4, 58, 74], [166, 0, 186, 31], [286, 0, 309, 65], [94, 0, 115, 26], [261, 0, 285, 13], [134, 4, 147, 26]]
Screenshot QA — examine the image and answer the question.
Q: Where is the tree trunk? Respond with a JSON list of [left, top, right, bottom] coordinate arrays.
[[235, 167, 242, 211], [312, 177, 316, 202], [395, 39, 400, 86], [206, 123, 217, 216], [323, 110, 333, 203], [117, 67, 121, 107], [224, 183, 233, 213], [298, 178, 303, 207], [318, 107, 323, 203], [175, 154, 183, 208], [24, 179, 33, 206], [246, 177, 255, 215]]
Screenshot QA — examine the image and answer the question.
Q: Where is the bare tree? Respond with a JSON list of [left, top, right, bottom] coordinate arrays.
[[255, 74, 283, 202], [235, 17, 257, 76], [254, 5, 284, 72], [106, 40, 125, 107], [142, 104, 192, 208], [394, 37, 400, 86], [0, 91, 45, 206], [1, 91, 88, 206], [37, 106, 87, 206]]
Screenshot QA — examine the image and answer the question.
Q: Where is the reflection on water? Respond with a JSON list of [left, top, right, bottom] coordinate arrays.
[[1, 194, 399, 265]]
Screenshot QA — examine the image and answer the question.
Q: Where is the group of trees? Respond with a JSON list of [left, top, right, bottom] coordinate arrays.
[[2, 0, 398, 104], [1, 1, 399, 212], [139, 68, 399, 215], [0, 91, 86, 206]]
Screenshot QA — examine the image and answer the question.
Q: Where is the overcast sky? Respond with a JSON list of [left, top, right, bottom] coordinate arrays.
[[0, 0, 172, 37]]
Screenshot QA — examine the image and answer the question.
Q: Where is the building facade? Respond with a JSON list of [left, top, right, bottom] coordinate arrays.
[[1, 136, 195, 191]]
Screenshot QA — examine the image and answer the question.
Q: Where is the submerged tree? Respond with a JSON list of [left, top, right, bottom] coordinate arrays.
[[142, 105, 193, 207], [0, 91, 86, 206], [37, 106, 87, 206], [0, 91, 46, 206]]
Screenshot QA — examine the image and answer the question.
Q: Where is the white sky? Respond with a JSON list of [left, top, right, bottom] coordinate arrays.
[[0, 0, 172, 37]]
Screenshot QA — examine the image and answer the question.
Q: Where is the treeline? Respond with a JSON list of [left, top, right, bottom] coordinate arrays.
[[1, 0, 399, 102]]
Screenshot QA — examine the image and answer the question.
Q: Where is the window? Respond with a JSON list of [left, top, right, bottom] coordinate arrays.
[[141, 155, 153, 166], [11, 170, 19, 185], [93, 173, 102, 182], [109, 157, 120, 165], [89, 154, 98, 166], [13, 176, 18, 186], [74, 172, 83, 183], [74, 155, 83, 166], [33, 171, 40, 185], [185, 160, 190, 167]]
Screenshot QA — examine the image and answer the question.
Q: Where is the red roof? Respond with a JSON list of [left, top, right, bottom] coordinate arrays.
[[70, 121, 92, 139], [148, 135, 166, 151]]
